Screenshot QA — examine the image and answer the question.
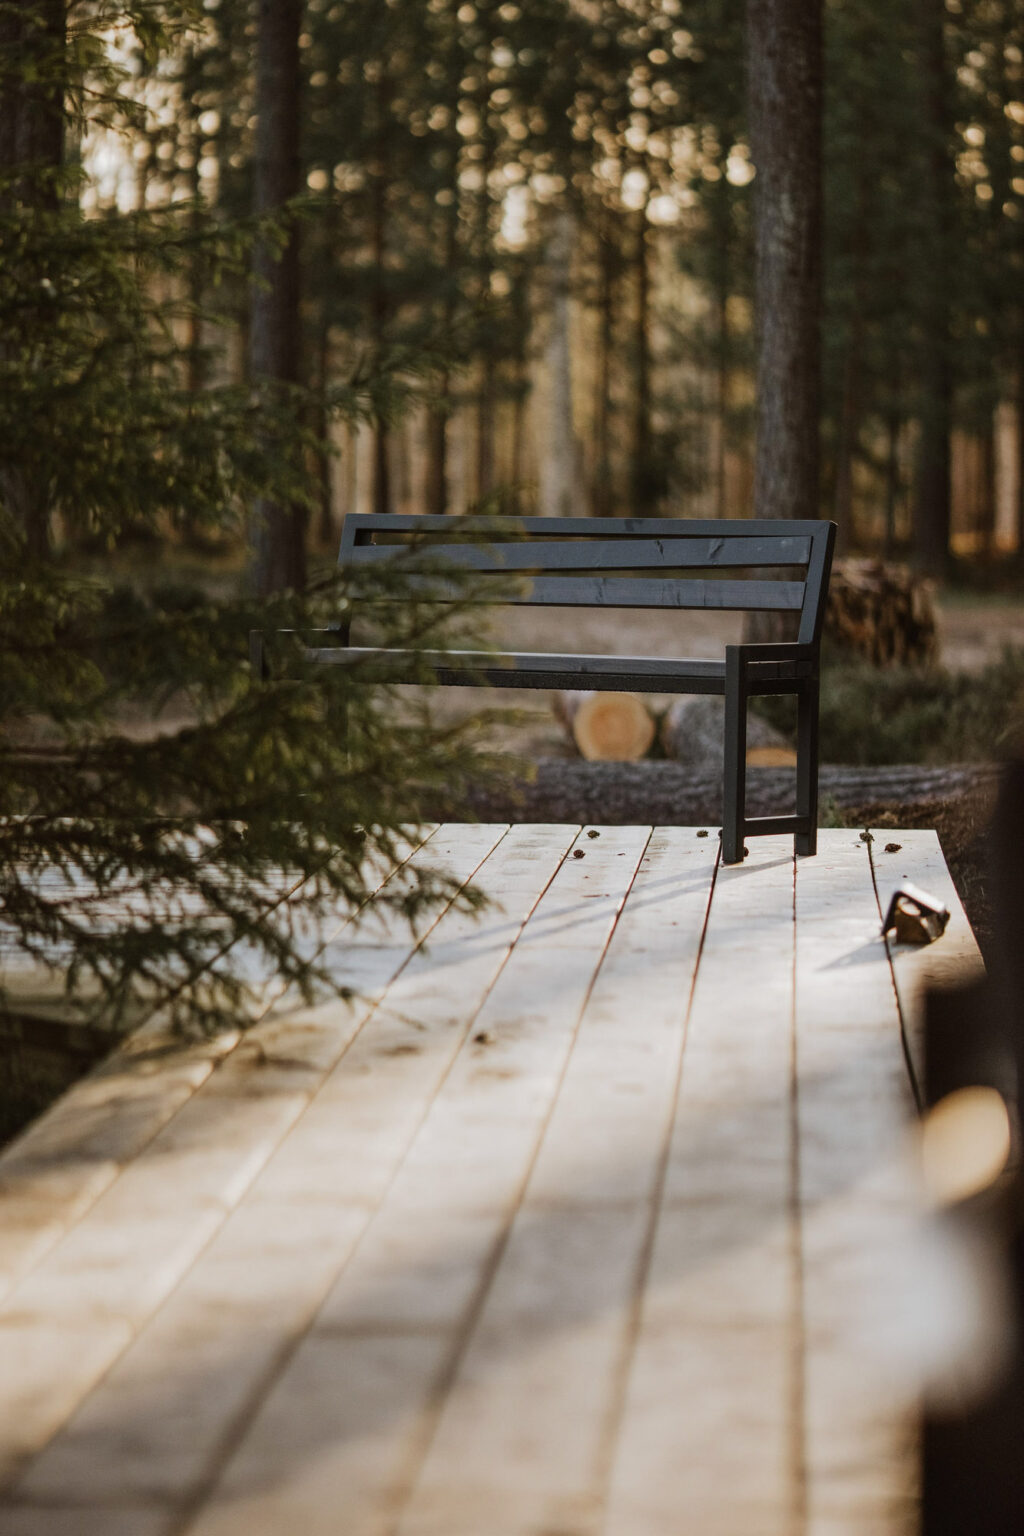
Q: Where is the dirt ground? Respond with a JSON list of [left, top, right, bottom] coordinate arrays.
[[933, 591, 1024, 672]]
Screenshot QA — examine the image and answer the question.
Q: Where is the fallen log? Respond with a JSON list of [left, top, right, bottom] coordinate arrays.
[[659, 696, 796, 770], [553, 690, 655, 762], [442, 760, 999, 827]]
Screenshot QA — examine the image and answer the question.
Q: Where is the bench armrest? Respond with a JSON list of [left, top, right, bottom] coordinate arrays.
[[727, 642, 817, 663]]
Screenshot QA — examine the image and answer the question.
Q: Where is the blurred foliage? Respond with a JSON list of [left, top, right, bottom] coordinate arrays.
[[0, 1, 509, 1037], [756, 648, 1024, 766], [0, 533, 509, 1034]]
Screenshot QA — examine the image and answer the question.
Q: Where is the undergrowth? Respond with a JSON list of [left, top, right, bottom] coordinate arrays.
[[754, 646, 1024, 766]]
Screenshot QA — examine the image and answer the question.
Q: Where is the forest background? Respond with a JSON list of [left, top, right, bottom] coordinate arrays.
[[9, 0, 1024, 576], [2, 0, 1024, 1079]]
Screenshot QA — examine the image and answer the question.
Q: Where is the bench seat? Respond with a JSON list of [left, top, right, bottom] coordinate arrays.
[[303, 645, 816, 693]]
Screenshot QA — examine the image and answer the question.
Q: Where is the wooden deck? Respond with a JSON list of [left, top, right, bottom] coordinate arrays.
[[0, 826, 983, 1536]]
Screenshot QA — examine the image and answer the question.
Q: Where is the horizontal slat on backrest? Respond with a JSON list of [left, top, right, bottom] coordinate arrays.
[[337, 514, 835, 625], [384, 574, 805, 612], [345, 535, 812, 572], [340, 514, 821, 541]]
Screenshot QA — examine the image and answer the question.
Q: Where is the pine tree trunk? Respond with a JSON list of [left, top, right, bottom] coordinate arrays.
[[248, 0, 305, 595], [911, 0, 953, 577], [508, 263, 529, 513], [715, 275, 729, 519], [832, 173, 870, 556], [593, 227, 616, 517], [1016, 363, 1024, 556], [425, 383, 449, 517], [979, 416, 997, 558], [0, 0, 65, 560], [473, 71, 497, 506], [708, 172, 731, 519], [833, 332, 863, 557], [746, 0, 823, 524], [424, 14, 461, 518], [370, 71, 391, 520], [631, 201, 654, 513], [314, 301, 335, 547], [884, 405, 903, 557], [538, 208, 576, 519]]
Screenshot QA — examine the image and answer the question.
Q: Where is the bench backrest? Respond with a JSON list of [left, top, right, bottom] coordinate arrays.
[[338, 515, 836, 649]]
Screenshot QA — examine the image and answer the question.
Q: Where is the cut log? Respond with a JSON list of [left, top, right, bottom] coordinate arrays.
[[659, 696, 796, 769], [553, 690, 655, 762], [826, 559, 938, 667]]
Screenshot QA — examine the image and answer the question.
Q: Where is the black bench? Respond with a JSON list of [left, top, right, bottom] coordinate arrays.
[[293, 513, 835, 865]]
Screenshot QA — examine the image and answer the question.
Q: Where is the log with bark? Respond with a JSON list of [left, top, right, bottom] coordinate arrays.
[[441, 760, 998, 828], [553, 691, 655, 762], [658, 696, 796, 770], [825, 559, 938, 667]]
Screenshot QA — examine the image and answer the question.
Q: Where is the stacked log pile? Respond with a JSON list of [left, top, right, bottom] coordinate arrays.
[[554, 691, 794, 766], [825, 559, 938, 667]]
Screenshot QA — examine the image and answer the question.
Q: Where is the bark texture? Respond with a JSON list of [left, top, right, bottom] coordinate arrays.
[[248, 0, 305, 595], [538, 209, 577, 519], [437, 760, 998, 827], [911, 0, 953, 576], [0, 0, 65, 560], [746, 0, 823, 523]]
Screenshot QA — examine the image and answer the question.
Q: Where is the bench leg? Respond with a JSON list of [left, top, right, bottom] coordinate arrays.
[[723, 648, 747, 864], [795, 679, 820, 857]]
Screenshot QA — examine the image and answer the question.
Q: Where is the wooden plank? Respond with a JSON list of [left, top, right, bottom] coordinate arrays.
[[793, 835, 921, 1536], [869, 828, 985, 1098], [605, 836, 798, 1536], [305, 648, 730, 695], [0, 1508, 176, 1536], [0, 826, 506, 1496], [0, 830, 436, 1305], [392, 829, 719, 1536], [180, 827, 651, 1536], [349, 536, 813, 572], [2, 826, 575, 1521], [342, 513, 828, 541], [368, 573, 806, 612]]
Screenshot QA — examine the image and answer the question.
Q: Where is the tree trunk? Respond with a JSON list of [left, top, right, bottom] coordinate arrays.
[[631, 199, 654, 513], [0, 0, 65, 560], [473, 59, 497, 506], [508, 261, 529, 513], [314, 300, 335, 547], [979, 416, 997, 559], [538, 208, 576, 519], [884, 405, 903, 557], [832, 172, 870, 556], [911, 0, 953, 577], [593, 226, 616, 517], [746, 0, 823, 524], [370, 70, 392, 520], [1017, 364, 1024, 556], [715, 281, 730, 520], [248, 0, 305, 596], [424, 13, 461, 518], [708, 170, 732, 520]]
